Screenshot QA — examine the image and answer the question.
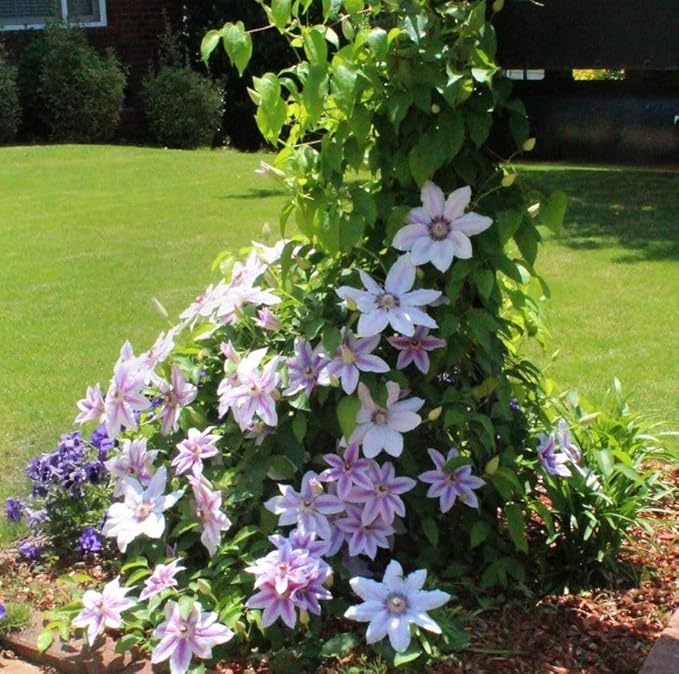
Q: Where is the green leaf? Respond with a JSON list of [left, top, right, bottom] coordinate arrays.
[[422, 517, 439, 546], [538, 190, 568, 233], [37, 630, 54, 653], [393, 645, 422, 667], [303, 27, 328, 64], [114, 632, 143, 654], [303, 64, 329, 126], [337, 396, 360, 438], [222, 22, 253, 76], [253, 73, 287, 143], [470, 520, 491, 548], [271, 0, 291, 30], [291, 413, 307, 442], [320, 632, 360, 659], [321, 327, 341, 356], [331, 59, 358, 115], [514, 222, 539, 266], [496, 209, 523, 245], [366, 27, 388, 59], [268, 455, 297, 480], [505, 503, 528, 553], [200, 30, 222, 63], [474, 268, 495, 301], [343, 0, 364, 12]]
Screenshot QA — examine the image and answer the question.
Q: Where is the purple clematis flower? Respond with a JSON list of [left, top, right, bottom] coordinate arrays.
[[346, 461, 416, 526], [335, 503, 395, 559], [102, 466, 183, 552], [188, 476, 232, 556], [140, 558, 186, 601], [105, 437, 158, 496], [151, 600, 234, 674], [387, 326, 446, 374], [319, 442, 374, 499], [537, 432, 572, 477], [72, 577, 135, 646], [419, 448, 485, 512], [104, 361, 150, 438], [172, 427, 220, 476], [156, 366, 197, 436], [557, 419, 582, 463], [344, 560, 450, 652], [319, 329, 389, 394], [351, 382, 424, 458], [75, 383, 106, 425], [264, 471, 345, 540], [284, 338, 328, 397], [393, 182, 492, 272], [254, 307, 281, 332], [336, 254, 441, 337]]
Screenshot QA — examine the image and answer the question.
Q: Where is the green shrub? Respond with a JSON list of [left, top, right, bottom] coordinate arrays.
[[37, 22, 126, 142], [16, 33, 50, 139], [0, 46, 19, 144], [144, 66, 223, 148]]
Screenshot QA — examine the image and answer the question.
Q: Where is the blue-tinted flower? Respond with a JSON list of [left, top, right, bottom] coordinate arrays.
[[510, 397, 521, 412], [419, 448, 485, 511], [537, 432, 571, 477], [5, 498, 23, 523], [0, 602, 5, 620], [140, 558, 186, 601], [78, 527, 103, 555], [557, 419, 582, 463], [18, 540, 43, 562]]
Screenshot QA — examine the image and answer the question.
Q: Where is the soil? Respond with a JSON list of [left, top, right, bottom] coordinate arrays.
[[0, 470, 676, 673]]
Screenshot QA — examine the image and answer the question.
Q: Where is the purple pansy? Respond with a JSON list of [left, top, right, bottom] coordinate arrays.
[[78, 527, 104, 555]]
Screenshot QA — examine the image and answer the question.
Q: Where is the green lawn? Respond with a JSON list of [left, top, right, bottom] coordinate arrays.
[[0, 146, 677, 509]]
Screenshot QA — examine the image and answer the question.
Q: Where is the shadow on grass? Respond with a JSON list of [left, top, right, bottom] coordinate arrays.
[[520, 166, 679, 263], [220, 187, 284, 200]]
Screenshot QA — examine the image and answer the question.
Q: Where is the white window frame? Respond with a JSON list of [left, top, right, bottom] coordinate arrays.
[[0, 0, 107, 31]]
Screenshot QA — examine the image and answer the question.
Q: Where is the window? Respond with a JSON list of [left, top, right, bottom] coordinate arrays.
[[0, 0, 106, 30]]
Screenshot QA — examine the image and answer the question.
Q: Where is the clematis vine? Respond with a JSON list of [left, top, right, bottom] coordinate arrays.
[[387, 326, 446, 374], [319, 329, 389, 394], [351, 382, 424, 458], [72, 577, 135, 646], [151, 600, 234, 674], [393, 181, 492, 272], [419, 448, 485, 511], [102, 466, 183, 552], [344, 560, 450, 652], [336, 254, 441, 337], [265, 471, 344, 540]]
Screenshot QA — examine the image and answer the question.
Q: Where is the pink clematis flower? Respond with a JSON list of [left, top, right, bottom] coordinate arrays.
[[351, 382, 424, 458], [284, 338, 329, 397], [172, 427, 221, 476], [72, 577, 135, 646], [151, 600, 234, 674], [319, 442, 374, 499], [102, 466, 183, 552], [188, 476, 232, 556], [419, 448, 485, 512], [105, 437, 158, 496], [393, 181, 492, 272], [335, 503, 395, 559], [104, 360, 150, 439], [344, 560, 450, 652], [75, 383, 105, 425], [319, 329, 389, 394], [336, 254, 441, 337], [387, 326, 446, 374], [254, 307, 281, 332], [156, 366, 197, 436], [138, 329, 176, 373], [140, 558, 186, 601]]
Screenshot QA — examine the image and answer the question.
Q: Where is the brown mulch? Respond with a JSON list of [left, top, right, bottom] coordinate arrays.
[[1, 471, 676, 674]]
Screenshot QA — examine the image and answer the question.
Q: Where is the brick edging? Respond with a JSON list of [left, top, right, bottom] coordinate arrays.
[[640, 608, 679, 674]]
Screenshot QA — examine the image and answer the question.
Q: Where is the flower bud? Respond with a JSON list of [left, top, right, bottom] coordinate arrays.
[[344, 297, 358, 311], [416, 267, 424, 279], [328, 374, 340, 387], [428, 406, 443, 422], [523, 137, 536, 152], [492, 0, 504, 12], [325, 572, 334, 589], [431, 103, 441, 114], [527, 202, 541, 218], [485, 456, 500, 475], [501, 173, 516, 187], [151, 296, 169, 319], [299, 608, 310, 627]]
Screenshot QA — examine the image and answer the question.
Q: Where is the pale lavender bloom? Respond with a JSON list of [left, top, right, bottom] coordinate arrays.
[[419, 448, 485, 512], [344, 560, 450, 652], [246, 540, 316, 595], [557, 419, 582, 463], [269, 529, 330, 558], [219, 349, 280, 430], [284, 338, 329, 397], [319, 329, 389, 394], [104, 360, 150, 438], [214, 282, 280, 325], [179, 280, 230, 326], [537, 432, 572, 477], [151, 600, 234, 674], [140, 559, 186, 601], [252, 239, 289, 265], [139, 330, 176, 372], [337, 255, 441, 338], [387, 327, 446, 374], [244, 421, 275, 445], [72, 577, 135, 646], [254, 307, 281, 332], [319, 442, 374, 499], [103, 466, 183, 552], [156, 366, 197, 436], [219, 340, 241, 364], [351, 382, 423, 458], [172, 427, 220, 476], [75, 383, 105, 425], [188, 476, 232, 556], [393, 182, 492, 272], [265, 471, 344, 540], [335, 504, 395, 559], [105, 437, 158, 496], [346, 462, 416, 526]]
